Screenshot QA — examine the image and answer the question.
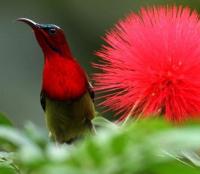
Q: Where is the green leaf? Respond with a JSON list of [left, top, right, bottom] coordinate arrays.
[[0, 113, 13, 127], [150, 128, 200, 154], [1, 118, 200, 174], [0, 152, 19, 174], [36, 165, 80, 174], [23, 122, 49, 149], [0, 126, 33, 147], [92, 116, 118, 129], [182, 151, 200, 167], [149, 160, 200, 174], [0, 166, 17, 174]]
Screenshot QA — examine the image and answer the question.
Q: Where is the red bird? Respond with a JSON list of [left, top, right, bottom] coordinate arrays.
[[17, 18, 95, 143]]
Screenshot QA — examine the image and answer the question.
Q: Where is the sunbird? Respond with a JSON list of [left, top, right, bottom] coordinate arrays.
[[17, 18, 95, 143]]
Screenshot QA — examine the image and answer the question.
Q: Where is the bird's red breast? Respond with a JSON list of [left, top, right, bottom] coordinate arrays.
[[42, 55, 88, 101]]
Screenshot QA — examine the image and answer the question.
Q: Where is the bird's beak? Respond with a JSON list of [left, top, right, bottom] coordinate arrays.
[[16, 18, 38, 29]]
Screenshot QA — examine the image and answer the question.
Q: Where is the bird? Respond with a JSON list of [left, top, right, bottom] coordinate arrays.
[[17, 18, 95, 144]]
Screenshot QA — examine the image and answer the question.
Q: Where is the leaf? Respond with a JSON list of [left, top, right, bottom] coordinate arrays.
[[1, 118, 200, 173], [23, 122, 48, 149], [182, 151, 200, 167], [0, 166, 17, 174], [0, 126, 33, 147], [36, 165, 80, 174], [149, 160, 200, 174], [0, 152, 19, 174], [92, 116, 118, 129], [0, 152, 14, 161], [0, 113, 13, 127], [150, 128, 200, 154]]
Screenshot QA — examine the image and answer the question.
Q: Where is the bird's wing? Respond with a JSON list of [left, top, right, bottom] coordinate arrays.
[[40, 91, 46, 111], [87, 82, 95, 102]]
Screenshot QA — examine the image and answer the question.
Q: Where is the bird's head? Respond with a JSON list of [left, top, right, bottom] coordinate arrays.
[[17, 18, 72, 58]]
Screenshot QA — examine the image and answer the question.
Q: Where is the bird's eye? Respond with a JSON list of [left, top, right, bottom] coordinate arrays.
[[48, 28, 57, 35]]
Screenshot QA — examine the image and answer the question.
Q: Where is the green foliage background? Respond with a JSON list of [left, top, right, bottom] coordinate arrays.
[[1, 113, 200, 174]]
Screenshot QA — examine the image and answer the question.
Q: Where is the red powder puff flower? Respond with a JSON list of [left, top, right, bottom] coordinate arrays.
[[93, 6, 200, 122]]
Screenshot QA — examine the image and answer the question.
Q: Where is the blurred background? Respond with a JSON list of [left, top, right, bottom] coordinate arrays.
[[0, 0, 200, 128]]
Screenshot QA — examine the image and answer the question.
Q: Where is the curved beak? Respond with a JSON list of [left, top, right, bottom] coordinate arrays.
[[16, 18, 38, 29]]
